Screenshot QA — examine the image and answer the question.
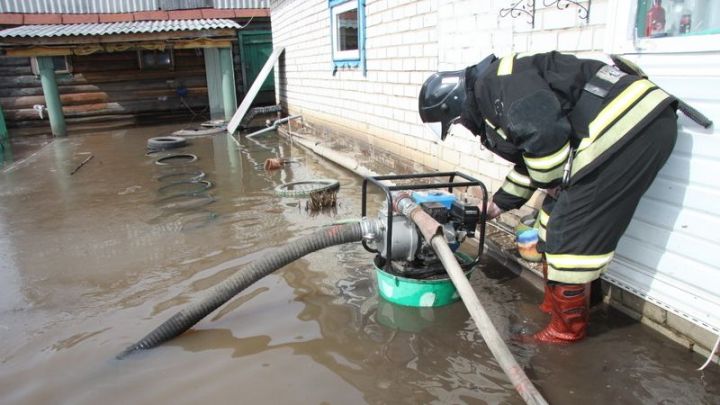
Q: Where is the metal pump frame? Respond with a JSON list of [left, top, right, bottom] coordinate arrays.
[[361, 171, 488, 273]]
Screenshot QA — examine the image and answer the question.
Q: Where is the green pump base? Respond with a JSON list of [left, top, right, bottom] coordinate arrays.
[[374, 252, 474, 308]]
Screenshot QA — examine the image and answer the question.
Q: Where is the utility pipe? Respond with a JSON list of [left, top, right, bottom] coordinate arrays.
[[290, 135, 397, 186], [36, 56, 66, 136], [395, 194, 548, 405], [246, 115, 303, 139]]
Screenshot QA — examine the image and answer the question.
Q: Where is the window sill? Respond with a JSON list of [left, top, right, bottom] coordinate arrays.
[[633, 33, 720, 53]]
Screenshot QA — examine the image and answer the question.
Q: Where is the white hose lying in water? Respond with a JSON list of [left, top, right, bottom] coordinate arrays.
[[431, 237, 548, 405], [395, 194, 548, 405]]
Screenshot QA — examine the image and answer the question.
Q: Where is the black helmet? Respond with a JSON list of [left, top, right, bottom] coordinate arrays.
[[418, 70, 465, 140]]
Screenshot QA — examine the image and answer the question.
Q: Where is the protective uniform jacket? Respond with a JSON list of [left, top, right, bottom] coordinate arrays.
[[460, 51, 677, 212]]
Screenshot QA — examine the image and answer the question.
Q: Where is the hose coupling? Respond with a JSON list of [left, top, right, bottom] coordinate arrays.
[[360, 217, 382, 242], [392, 191, 418, 217]]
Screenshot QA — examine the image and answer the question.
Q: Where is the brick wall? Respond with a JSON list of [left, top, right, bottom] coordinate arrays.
[[270, 0, 607, 194]]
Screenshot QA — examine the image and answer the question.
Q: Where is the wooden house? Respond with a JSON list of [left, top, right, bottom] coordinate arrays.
[[0, 0, 273, 136]]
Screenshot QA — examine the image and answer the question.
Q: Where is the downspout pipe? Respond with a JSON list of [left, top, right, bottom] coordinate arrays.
[[394, 194, 549, 405]]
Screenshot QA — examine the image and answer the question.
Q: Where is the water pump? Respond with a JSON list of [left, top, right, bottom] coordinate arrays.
[[360, 172, 488, 307]]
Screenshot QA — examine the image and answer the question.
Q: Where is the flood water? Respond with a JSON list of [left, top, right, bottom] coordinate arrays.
[[1, 123, 718, 404]]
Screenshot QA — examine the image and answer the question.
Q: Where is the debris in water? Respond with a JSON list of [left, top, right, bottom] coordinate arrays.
[[70, 154, 94, 175], [306, 189, 337, 211], [264, 158, 283, 170]]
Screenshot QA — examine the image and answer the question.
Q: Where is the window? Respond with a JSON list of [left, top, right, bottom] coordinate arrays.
[[329, 0, 365, 72], [138, 50, 174, 70], [31, 55, 72, 75], [637, 0, 720, 38]]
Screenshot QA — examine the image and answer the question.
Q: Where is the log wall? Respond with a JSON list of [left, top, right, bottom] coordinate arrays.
[[0, 49, 211, 136]]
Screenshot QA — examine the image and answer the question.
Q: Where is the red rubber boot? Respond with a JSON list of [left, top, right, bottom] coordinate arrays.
[[533, 283, 589, 344], [538, 261, 552, 314]]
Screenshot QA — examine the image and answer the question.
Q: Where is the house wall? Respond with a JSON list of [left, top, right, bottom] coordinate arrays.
[[270, 0, 720, 353], [0, 49, 209, 135]]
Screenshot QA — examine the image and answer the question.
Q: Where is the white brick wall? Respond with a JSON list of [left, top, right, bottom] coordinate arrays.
[[270, 0, 610, 195]]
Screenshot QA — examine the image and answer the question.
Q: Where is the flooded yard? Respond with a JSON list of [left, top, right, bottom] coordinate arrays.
[[0, 124, 718, 404]]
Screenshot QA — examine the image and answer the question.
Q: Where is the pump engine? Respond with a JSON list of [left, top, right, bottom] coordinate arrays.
[[361, 173, 487, 280]]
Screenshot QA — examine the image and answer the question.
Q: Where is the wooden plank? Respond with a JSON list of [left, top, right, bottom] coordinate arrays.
[[5, 47, 74, 57], [0, 77, 208, 98], [227, 47, 284, 134], [0, 75, 41, 88], [4, 96, 209, 120], [174, 39, 232, 49], [0, 87, 209, 108], [0, 66, 33, 76], [0, 57, 30, 67], [4, 38, 235, 57]]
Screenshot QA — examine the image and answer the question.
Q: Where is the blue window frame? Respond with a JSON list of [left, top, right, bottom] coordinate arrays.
[[329, 0, 366, 75]]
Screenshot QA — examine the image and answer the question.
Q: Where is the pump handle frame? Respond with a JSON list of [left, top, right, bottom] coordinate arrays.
[[361, 171, 488, 273]]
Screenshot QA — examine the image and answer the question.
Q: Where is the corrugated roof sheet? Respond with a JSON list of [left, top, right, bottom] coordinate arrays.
[[213, 0, 269, 8], [0, 0, 269, 13], [0, 0, 270, 14], [0, 19, 240, 38]]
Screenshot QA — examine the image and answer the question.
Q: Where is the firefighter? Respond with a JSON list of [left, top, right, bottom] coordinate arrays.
[[418, 51, 679, 343]]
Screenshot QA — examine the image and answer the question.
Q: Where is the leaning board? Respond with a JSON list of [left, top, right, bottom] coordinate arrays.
[[227, 47, 285, 134]]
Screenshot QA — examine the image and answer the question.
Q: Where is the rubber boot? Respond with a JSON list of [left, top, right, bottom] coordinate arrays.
[[538, 261, 552, 314], [533, 282, 589, 344]]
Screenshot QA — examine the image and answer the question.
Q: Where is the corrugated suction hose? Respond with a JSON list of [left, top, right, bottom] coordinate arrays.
[[118, 222, 365, 359]]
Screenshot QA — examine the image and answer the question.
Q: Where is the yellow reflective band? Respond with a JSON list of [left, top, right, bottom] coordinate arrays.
[[523, 142, 570, 170], [580, 79, 655, 151], [538, 226, 546, 241], [547, 265, 604, 284], [507, 169, 533, 187], [516, 52, 536, 59], [485, 119, 507, 140], [497, 54, 515, 76], [546, 252, 614, 269], [573, 89, 670, 177], [539, 209, 550, 226], [546, 251, 615, 283], [501, 180, 535, 199], [526, 164, 564, 185]]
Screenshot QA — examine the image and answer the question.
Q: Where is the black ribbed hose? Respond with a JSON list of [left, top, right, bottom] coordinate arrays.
[[117, 222, 365, 359]]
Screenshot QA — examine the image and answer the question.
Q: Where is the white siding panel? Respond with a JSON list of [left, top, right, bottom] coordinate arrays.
[[604, 52, 720, 334]]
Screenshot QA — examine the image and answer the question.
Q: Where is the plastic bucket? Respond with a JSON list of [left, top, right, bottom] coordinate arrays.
[[374, 252, 474, 307]]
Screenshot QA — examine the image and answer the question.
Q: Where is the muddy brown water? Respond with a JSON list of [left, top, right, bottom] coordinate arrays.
[[1, 123, 718, 404]]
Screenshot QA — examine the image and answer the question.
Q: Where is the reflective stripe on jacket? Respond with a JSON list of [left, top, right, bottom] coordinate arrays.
[[463, 51, 676, 210]]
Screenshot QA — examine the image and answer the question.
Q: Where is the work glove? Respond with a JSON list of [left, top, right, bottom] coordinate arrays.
[[484, 201, 504, 220]]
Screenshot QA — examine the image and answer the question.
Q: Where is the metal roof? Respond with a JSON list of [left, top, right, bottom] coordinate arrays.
[[0, 0, 269, 13], [0, 19, 240, 38], [213, 0, 269, 8]]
